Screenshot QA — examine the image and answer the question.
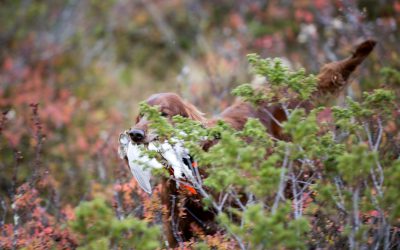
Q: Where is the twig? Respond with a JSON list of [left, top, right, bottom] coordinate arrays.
[[364, 122, 374, 150], [29, 103, 44, 187], [217, 192, 229, 212], [170, 195, 184, 247], [231, 232, 247, 250], [348, 187, 360, 250], [0, 199, 7, 228], [333, 177, 348, 215], [364, 121, 384, 196], [229, 190, 246, 211], [272, 146, 290, 213], [114, 181, 125, 220], [260, 107, 283, 127], [291, 172, 300, 219], [374, 118, 383, 152]]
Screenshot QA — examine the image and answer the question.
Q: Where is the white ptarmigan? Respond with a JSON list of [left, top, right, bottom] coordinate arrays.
[[119, 133, 194, 194]]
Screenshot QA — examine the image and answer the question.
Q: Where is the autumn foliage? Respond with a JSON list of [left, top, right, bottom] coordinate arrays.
[[1, 0, 400, 249]]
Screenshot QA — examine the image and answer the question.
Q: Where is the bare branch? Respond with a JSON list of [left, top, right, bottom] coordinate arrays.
[[229, 190, 246, 211], [272, 146, 290, 213], [170, 195, 184, 246], [260, 107, 283, 128], [374, 118, 383, 152]]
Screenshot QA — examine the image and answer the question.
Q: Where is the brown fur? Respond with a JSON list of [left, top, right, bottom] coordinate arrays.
[[131, 93, 213, 247], [133, 93, 206, 143], [315, 40, 376, 98], [207, 39, 377, 141], [129, 39, 376, 247]]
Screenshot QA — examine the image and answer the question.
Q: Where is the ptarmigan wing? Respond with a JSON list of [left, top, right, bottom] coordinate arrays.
[[159, 141, 195, 183], [126, 142, 162, 194]]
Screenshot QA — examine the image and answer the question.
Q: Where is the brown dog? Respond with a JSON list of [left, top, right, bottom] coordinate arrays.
[[126, 39, 376, 247], [128, 93, 206, 144]]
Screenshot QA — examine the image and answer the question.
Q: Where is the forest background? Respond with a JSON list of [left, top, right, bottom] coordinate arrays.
[[0, 0, 399, 249]]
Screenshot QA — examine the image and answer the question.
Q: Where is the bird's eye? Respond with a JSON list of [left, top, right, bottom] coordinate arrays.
[[161, 112, 168, 117]]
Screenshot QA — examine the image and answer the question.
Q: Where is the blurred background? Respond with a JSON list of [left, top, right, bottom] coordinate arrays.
[[0, 0, 399, 212]]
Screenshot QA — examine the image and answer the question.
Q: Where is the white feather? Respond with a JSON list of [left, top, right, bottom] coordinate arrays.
[[119, 130, 195, 193], [172, 142, 194, 181], [126, 142, 162, 194], [118, 133, 130, 159], [159, 140, 194, 183]]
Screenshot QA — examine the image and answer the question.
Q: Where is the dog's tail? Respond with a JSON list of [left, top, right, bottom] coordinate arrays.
[[315, 39, 376, 98]]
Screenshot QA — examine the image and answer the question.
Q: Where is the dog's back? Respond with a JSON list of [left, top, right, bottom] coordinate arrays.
[[129, 40, 376, 248]]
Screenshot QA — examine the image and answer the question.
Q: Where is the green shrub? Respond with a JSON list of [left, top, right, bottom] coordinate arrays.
[[69, 198, 160, 250], [137, 55, 400, 249]]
